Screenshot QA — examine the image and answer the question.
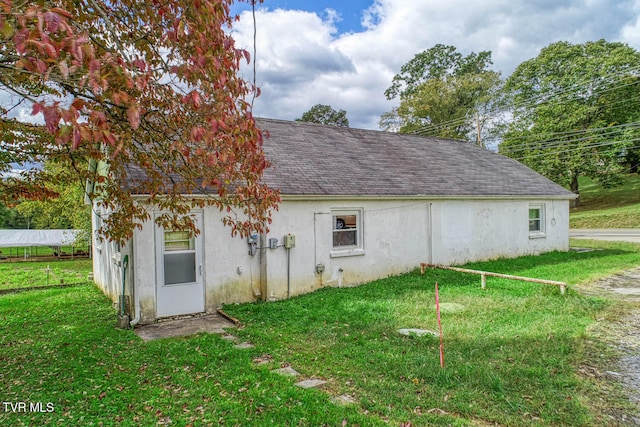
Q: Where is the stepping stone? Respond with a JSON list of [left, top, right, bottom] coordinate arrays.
[[253, 355, 273, 365], [331, 394, 357, 405], [398, 328, 438, 337], [221, 334, 239, 341], [272, 366, 300, 377], [295, 378, 326, 389], [233, 342, 255, 349]]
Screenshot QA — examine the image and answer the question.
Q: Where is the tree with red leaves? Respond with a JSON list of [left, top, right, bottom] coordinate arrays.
[[0, 0, 279, 243]]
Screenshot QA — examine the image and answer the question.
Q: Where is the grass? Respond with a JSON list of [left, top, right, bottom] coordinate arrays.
[[570, 173, 640, 228], [0, 286, 378, 426], [0, 259, 93, 291], [1, 243, 639, 426]]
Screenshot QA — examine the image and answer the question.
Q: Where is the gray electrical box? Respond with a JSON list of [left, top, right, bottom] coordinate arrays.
[[283, 234, 296, 248], [269, 238, 278, 249]]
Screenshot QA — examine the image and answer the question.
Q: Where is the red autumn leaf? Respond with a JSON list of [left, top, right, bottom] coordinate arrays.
[[31, 102, 44, 115], [132, 58, 145, 71], [127, 104, 141, 130], [2, 0, 276, 244], [58, 60, 68, 77], [50, 7, 72, 18], [72, 127, 82, 149], [103, 129, 117, 146], [191, 91, 202, 108], [42, 105, 61, 133], [191, 127, 205, 141], [36, 58, 47, 74], [43, 11, 61, 32], [89, 59, 100, 73]]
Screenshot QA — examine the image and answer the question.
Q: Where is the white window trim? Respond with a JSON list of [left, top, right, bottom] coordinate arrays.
[[330, 208, 365, 258], [528, 204, 546, 239]]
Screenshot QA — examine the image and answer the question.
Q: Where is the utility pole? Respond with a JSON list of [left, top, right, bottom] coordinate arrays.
[[476, 112, 482, 147]]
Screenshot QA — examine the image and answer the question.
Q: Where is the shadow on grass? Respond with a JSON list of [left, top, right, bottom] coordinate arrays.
[[464, 248, 630, 272], [0, 282, 90, 295]]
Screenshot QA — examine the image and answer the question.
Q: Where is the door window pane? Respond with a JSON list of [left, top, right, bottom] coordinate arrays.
[[164, 230, 194, 251], [164, 252, 196, 285]]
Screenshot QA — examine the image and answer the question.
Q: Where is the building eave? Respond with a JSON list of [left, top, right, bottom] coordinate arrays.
[[278, 194, 577, 202], [129, 193, 577, 202]]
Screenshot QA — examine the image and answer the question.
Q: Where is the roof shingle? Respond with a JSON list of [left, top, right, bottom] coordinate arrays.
[[259, 118, 575, 198]]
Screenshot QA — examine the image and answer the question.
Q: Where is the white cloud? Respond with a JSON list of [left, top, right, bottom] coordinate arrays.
[[232, 0, 640, 130], [620, 0, 640, 47], [17, 106, 43, 125]]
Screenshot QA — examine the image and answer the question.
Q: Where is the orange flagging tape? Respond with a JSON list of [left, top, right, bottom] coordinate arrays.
[[435, 281, 444, 368]]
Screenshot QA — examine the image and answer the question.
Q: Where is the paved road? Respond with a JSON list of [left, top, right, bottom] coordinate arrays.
[[570, 228, 640, 243]]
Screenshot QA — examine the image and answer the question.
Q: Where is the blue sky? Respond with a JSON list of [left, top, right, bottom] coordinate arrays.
[[229, 0, 640, 130], [231, 0, 373, 34]]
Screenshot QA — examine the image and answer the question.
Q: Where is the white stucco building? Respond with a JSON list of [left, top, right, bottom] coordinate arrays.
[[92, 118, 576, 324]]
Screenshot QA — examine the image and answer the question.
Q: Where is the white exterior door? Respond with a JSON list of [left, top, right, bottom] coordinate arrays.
[[155, 213, 204, 318]]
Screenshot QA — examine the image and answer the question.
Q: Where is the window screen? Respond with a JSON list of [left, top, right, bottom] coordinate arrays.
[[332, 213, 359, 247], [528, 206, 543, 232]]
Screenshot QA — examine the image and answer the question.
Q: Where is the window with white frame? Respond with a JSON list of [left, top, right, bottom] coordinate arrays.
[[528, 204, 545, 235], [332, 210, 362, 249]]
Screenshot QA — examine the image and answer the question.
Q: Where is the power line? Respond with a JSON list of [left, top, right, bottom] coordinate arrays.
[[407, 67, 640, 139], [499, 122, 640, 153], [511, 138, 640, 161]]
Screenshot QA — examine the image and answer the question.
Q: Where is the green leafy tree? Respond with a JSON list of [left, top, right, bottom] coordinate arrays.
[[499, 40, 640, 205], [381, 44, 502, 145], [385, 44, 494, 100], [0, 203, 14, 228], [13, 161, 91, 241], [296, 104, 349, 127]]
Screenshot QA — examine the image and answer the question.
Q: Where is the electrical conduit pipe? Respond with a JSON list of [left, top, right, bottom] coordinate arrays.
[[117, 255, 130, 328]]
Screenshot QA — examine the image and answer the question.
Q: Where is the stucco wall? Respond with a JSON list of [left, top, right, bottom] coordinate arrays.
[[431, 199, 569, 265], [261, 200, 431, 300], [91, 205, 132, 312], [201, 210, 261, 309], [261, 198, 569, 300], [131, 216, 156, 323], [92, 197, 570, 323]]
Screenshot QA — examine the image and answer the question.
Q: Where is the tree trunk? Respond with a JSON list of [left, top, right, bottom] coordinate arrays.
[[570, 172, 580, 208]]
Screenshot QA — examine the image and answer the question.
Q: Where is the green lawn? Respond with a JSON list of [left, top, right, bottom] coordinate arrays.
[[570, 173, 640, 228], [1, 243, 639, 426]]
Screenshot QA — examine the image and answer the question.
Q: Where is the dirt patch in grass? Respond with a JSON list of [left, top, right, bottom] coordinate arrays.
[[575, 268, 640, 425]]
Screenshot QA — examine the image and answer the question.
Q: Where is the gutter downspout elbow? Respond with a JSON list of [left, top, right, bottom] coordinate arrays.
[[129, 282, 141, 327]]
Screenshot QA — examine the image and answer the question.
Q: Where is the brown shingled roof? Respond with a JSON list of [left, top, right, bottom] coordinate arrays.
[[258, 118, 575, 198]]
